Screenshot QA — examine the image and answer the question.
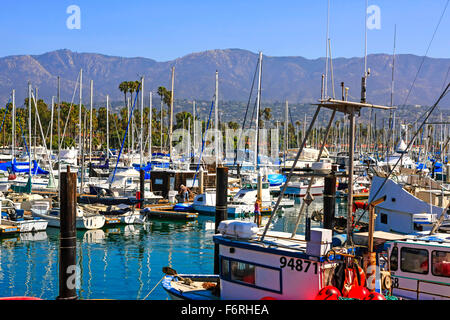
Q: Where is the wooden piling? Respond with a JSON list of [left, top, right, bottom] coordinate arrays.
[[323, 174, 336, 230], [214, 166, 228, 274], [56, 166, 78, 300]]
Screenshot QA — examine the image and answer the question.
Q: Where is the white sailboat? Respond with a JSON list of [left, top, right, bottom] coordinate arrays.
[[31, 202, 105, 230], [0, 199, 48, 233]]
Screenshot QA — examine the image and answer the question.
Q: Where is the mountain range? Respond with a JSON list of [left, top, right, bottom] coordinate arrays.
[[0, 48, 449, 108]]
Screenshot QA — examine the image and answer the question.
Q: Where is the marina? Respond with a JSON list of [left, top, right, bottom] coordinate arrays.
[[0, 0, 449, 309]]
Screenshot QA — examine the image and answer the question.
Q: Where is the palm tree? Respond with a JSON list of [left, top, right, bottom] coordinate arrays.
[[262, 107, 272, 128], [119, 81, 129, 110]]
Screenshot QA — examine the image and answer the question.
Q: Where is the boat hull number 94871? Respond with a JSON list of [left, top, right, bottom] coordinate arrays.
[[280, 257, 318, 274]]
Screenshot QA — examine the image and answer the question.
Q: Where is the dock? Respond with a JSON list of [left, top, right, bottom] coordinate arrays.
[[143, 205, 198, 220]]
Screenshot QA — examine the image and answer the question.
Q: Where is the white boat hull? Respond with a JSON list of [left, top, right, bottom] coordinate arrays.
[[1, 219, 48, 233], [31, 209, 105, 230]]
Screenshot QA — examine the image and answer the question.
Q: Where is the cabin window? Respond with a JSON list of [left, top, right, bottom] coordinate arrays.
[[197, 196, 204, 202], [400, 247, 429, 274], [231, 261, 255, 284], [381, 213, 388, 224], [431, 250, 450, 278], [390, 246, 398, 271], [220, 257, 282, 293], [221, 257, 230, 279]]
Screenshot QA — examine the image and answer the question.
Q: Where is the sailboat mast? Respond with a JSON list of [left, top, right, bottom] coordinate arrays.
[[255, 52, 262, 169], [28, 82, 32, 178], [79, 68, 83, 165], [169, 67, 175, 162], [89, 80, 93, 165], [140, 76, 144, 169], [106, 95, 110, 160], [324, 0, 330, 98], [215, 70, 219, 165], [12, 89, 15, 160], [50, 96, 54, 157], [256, 52, 263, 201], [192, 100, 196, 158], [284, 100, 288, 166], [57, 76, 61, 199], [149, 91, 152, 163]]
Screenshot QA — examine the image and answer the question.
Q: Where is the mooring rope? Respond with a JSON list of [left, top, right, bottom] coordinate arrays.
[[141, 275, 165, 300]]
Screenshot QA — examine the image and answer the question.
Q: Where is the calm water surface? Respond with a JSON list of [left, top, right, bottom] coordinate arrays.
[[0, 198, 352, 300]]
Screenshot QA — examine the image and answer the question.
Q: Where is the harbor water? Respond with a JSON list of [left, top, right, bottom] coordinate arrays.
[[0, 197, 353, 300]]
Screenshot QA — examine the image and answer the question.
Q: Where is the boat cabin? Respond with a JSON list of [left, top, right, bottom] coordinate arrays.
[[213, 222, 336, 300], [386, 233, 450, 300]]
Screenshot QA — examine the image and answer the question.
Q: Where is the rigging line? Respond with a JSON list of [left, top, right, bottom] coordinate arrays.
[[355, 81, 450, 227], [110, 82, 141, 185], [234, 56, 260, 165], [59, 71, 81, 149], [402, 0, 449, 107], [191, 99, 215, 188]]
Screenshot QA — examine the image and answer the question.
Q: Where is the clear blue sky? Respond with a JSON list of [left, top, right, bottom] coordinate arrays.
[[0, 0, 448, 60]]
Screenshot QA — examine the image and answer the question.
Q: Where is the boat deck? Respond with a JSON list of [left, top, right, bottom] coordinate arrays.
[[144, 205, 198, 220]]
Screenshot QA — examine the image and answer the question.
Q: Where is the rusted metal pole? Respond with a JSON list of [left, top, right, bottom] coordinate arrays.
[[56, 166, 78, 300]]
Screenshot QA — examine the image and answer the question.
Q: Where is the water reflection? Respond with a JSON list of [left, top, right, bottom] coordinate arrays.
[[0, 196, 353, 300]]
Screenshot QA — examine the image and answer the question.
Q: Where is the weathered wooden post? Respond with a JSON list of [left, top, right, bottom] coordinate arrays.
[[56, 166, 78, 300], [323, 167, 337, 230], [214, 166, 228, 274]]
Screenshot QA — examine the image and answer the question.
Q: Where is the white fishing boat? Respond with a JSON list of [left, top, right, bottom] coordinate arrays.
[[0, 199, 48, 233], [31, 202, 105, 230], [162, 220, 392, 300], [384, 232, 450, 300], [368, 175, 450, 234]]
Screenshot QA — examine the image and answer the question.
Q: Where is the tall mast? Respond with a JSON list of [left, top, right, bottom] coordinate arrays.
[[215, 70, 219, 165], [12, 90, 15, 160], [34, 87, 38, 160], [284, 100, 289, 167], [127, 97, 131, 153], [79, 68, 83, 164], [255, 52, 263, 169], [324, 0, 330, 98], [50, 96, 54, 157], [390, 25, 397, 108], [140, 77, 144, 169], [28, 82, 32, 178], [106, 95, 110, 160], [364, 0, 368, 77], [192, 100, 196, 158], [169, 67, 175, 162], [58, 77, 61, 200], [89, 80, 93, 165], [256, 52, 263, 202], [160, 94, 163, 152], [149, 91, 152, 163]]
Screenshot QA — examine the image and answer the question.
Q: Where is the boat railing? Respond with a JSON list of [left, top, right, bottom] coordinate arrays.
[[393, 277, 450, 300]]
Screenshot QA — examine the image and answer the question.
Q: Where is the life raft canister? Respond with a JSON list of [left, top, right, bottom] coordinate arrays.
[[342, 265, 366, 297]]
